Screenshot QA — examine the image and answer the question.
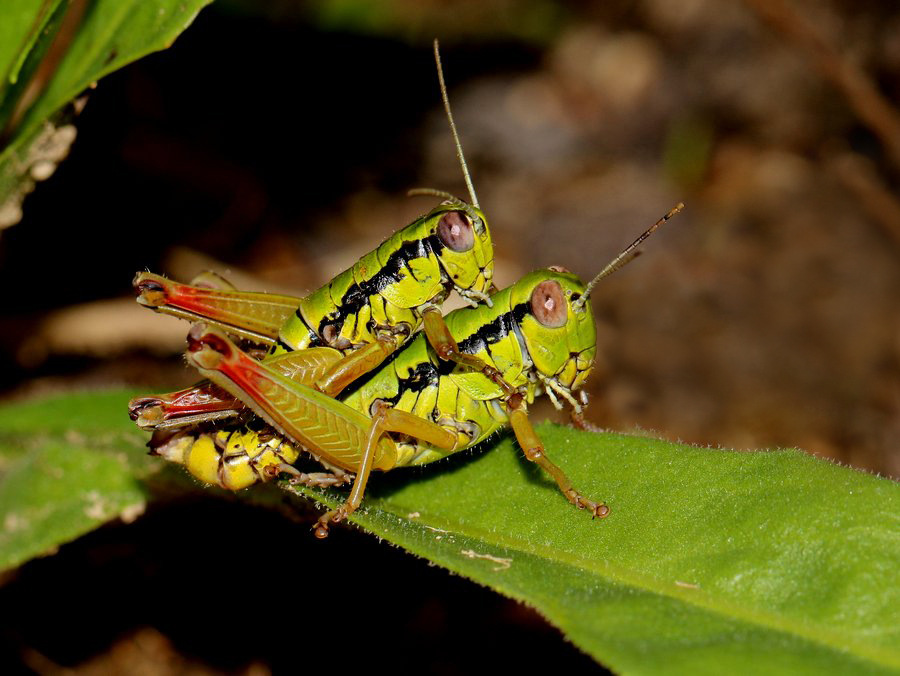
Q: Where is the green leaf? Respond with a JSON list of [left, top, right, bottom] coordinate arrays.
[[293, 427, 900, 674], [0, 0, 213, 227], [0, 1, 66, 90], [250, 0, 567, 45], [1, 391, 897, 674], [0, 391, 153, 570]]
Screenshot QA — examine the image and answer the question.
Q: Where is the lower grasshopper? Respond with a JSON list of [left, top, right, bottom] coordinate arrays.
[[129, 42, 504, 430], [154, 206, 681, 537]]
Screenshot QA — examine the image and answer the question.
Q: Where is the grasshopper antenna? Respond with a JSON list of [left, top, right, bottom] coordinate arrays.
[[573, 203, 684, 311], [433, 39, 479, 209]]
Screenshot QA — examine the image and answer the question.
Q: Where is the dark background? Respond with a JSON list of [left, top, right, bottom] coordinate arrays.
[[1, 0, 899, 672]]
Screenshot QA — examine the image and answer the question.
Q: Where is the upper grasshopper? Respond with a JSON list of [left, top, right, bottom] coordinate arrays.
[[129, 42, 503, 430]]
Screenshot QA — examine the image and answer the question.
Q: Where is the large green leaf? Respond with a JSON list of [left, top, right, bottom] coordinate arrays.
[[0, 0, 213, 227], [317, 428, 899, 674], [0, 390, 897, 674]]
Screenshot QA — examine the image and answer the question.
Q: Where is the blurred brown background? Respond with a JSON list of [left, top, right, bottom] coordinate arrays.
[[1, 0, 899, 671]]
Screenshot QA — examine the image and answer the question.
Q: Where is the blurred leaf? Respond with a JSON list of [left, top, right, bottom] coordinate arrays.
[[297, 0, 566, 44], [0, 391, 152, 571], [0, 0, 213, 228], [1, 390, 897, 674]]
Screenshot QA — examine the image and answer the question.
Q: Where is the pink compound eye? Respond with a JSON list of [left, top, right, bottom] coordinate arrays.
[[437, 211, 475, 252], [530, 280, 567, 328]]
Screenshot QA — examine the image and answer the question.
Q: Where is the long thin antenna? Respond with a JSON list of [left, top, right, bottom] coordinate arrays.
[[574, 203, 684, 309], [407, 187, 481, 225], [433, 39, 479, 208]]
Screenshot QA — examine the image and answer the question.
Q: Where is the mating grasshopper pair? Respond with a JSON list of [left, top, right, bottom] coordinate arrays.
[[129, 42, 679, 537]]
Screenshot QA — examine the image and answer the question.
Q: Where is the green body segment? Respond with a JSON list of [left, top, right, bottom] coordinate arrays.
[[276, 202, 493, 355], [339, 269, 597, 467]]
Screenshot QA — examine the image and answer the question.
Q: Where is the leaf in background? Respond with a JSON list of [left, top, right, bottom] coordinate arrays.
[[1, 390, 897, 674], [0, 391, 153, 571], [224, 0, 567, 45], [0, 0, 213, 229]]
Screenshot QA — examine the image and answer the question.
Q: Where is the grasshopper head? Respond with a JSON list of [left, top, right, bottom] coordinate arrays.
[[510, 268, 597, 394], [429, 202, 494, 305], [511, 203, 682, 398]]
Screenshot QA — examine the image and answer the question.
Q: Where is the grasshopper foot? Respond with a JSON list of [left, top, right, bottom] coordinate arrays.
[[569, 409, 606, 433], [566, 489, 610, 519], [313, 507, 349, 539], [279, 465, 352, 488]]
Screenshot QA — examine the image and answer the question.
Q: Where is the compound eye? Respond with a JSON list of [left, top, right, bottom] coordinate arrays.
[[531, 280, 568, 328], [437, 211, 475, 252]]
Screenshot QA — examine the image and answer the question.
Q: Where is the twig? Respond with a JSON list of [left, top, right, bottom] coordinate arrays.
[[742, 0, 900, 171], [827, 152, 900, 249]]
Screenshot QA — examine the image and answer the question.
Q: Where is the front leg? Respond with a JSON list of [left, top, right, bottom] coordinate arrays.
[[506, 397, 609, 518], [314, 333, 405, 397], [422, 306, 517, 397]]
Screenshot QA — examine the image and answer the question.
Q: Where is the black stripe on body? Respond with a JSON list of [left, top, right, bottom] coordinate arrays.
[[283, 309, 320, 349], [318, 235, 445, 337], [383, 361, 440, 408], [275, 337, 294, 352], [435, 302, 530, 376], [405, 256, 422, 282]]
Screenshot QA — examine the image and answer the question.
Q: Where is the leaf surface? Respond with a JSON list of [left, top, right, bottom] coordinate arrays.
[[0, 391, 897, 674], [294, 425, 900, 674]]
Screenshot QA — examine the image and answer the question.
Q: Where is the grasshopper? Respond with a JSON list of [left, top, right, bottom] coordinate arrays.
[[154, 206, 682, 537], [129, 42, 504, 430]]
